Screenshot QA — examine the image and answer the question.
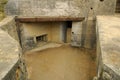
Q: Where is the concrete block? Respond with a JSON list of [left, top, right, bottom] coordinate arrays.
[[71, 21, 82, 47]]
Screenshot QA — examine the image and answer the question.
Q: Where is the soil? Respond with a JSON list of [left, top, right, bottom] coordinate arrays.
[[25, 45, 96, 80]]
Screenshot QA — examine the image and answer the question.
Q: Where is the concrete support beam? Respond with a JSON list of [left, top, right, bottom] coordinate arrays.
[[15, 17, 85, 22]]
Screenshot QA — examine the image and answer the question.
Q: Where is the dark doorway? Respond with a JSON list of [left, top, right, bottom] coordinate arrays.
[[62, 21, 72, 43], [66, 21, 72, 28], [116, 0, 120, 13]]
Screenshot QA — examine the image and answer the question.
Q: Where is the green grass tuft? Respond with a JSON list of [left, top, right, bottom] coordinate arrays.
[[0, 0, 8, 21]]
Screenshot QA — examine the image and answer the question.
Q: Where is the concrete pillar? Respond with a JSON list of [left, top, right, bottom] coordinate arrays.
[[60, 22, 67, 43], [84, 17, 96, 49], [71, 21, 83, 47]]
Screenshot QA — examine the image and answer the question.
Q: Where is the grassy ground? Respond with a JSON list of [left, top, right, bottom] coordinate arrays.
[[0, 0, 7, 21]]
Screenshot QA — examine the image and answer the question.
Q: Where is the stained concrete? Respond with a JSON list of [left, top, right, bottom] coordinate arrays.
[[5, 0, 117, 50], [0, 16, 19, 41], [71, 21, 83, 47], [96, 16, 120, 80], [20, 22, 73, 51], [27, 42, 62, 53], [0, 29, 20, 80], [0, 16, 27, 80], [5, 0, 116, 17], [22, 22, 64, 42], [25, 45, 96, 80]]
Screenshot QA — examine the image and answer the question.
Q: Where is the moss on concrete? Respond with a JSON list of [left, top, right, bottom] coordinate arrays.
[[0, 0, 7, 21]]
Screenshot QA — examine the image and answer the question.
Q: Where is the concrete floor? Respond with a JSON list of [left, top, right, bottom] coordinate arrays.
[[25, 45, 96, 80]]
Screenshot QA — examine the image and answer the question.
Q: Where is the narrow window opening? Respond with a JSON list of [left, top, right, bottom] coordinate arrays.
[[36, 34, 47, 42], [100, 0, 104, 2]]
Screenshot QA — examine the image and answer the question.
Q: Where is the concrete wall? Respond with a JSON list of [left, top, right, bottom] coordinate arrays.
[[96, 16, 120, 80], [0, 17, 27, 80], [71, 21, 83, 47], [84, 18, 96, 48], [24, 22, 63, 42], [0, 16, 19, 41], [20, 22, 69, 51], [5, 0, 117, 49], [5, 0, 116, 17], [2, 59, 27, 80]]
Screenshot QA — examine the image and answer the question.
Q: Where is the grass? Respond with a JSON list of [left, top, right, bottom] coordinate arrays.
[[0, 0, 8, 21]]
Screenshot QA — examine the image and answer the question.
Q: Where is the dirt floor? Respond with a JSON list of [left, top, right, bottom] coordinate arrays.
[[25, 45, 96, 80]]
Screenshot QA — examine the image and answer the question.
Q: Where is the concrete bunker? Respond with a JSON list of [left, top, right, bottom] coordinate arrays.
[[16, 17, 85, 51], [15, 17, 97, 80], [0, 0, 120, 80]]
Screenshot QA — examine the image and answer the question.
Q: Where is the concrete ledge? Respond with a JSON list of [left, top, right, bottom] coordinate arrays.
[[0, 29, 20, 80], [96, 16, 120, 80], [16, 17, 85, 22], [0, 16, 26, 80], [0, 16, 19, 41]]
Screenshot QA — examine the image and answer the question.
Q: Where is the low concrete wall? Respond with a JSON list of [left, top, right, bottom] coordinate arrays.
[[0, 16, 19, 41], [0, 17, 27, 80], [96, 16, 120, 80]]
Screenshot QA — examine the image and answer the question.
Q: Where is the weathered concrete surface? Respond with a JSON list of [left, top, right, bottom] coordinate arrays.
[[0, 29, 27, 80], [93, 0, 116, 15], [0, 16, 27, 80], [20, 22, 66, 51], [96, 16, 120, 80], [4, 0, 117, 50], [0, 29, 20, 80], [27, 42, 62, 53], [5, 0, 116, 17], [71, 21, 83, 47], [84, 14, 96, 49], [0, 16, 19, 41]]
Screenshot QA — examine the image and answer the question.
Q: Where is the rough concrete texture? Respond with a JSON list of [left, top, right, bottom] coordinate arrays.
[[96, 16, 120, 80], [21, 22, 70, 43], [71, 21, 82, 47], [84, 14, 96, 49], [0, 29, 19, 80], [20, 22, 72, 51], [5, 0, 116, 17], [0, 16, 19, 41], [0, 17, 27, 80], [5, 0, 117, 49]]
